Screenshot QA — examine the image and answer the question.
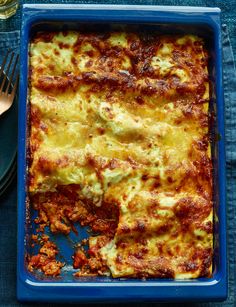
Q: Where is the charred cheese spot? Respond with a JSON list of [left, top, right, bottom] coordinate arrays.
[[29, 31, 212, 279]]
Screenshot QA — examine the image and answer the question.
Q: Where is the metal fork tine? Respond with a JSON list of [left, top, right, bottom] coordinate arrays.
[[0, 52, 19, 116], [0, 52, 14, 92], [10, 73, 19, 98], [0, 50, 10, 86], [6, 53, 19, 94]]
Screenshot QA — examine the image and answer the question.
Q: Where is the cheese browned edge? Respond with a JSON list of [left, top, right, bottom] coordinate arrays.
[[27, 30, 212, 279]]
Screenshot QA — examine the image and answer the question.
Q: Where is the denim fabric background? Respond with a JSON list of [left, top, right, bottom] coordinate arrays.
[[0, 1, 235, 306]]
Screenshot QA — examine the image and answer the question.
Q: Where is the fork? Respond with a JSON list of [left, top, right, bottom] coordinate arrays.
[[0, 51, 19, 116]]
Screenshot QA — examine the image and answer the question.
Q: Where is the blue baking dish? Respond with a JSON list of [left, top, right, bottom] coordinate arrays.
[[17, 4, 227, 303]]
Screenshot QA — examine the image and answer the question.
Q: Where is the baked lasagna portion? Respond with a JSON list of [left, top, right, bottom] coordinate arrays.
[[28, 30, 212, 279]]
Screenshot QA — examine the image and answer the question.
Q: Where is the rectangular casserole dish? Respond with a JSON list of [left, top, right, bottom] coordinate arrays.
[[17, 4, 227, 303]]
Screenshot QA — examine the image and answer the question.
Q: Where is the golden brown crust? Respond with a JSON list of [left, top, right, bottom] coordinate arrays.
[[28, 31, 212, 279]]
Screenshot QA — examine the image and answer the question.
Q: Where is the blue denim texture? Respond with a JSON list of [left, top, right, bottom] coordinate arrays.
[[0, 2, 235, 306]]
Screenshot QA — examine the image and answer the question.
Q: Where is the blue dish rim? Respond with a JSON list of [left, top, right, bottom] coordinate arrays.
[[17, 4, 227, 303]]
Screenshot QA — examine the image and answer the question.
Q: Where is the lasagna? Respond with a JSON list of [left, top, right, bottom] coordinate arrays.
[[27, 30, 212, 278]]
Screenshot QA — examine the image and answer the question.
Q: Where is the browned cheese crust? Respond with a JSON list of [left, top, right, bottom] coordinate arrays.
[[28, 30, 212, 279]]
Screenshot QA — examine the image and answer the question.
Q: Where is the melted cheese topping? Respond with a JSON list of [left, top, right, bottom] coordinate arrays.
[[29, 31, 212, 279]]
